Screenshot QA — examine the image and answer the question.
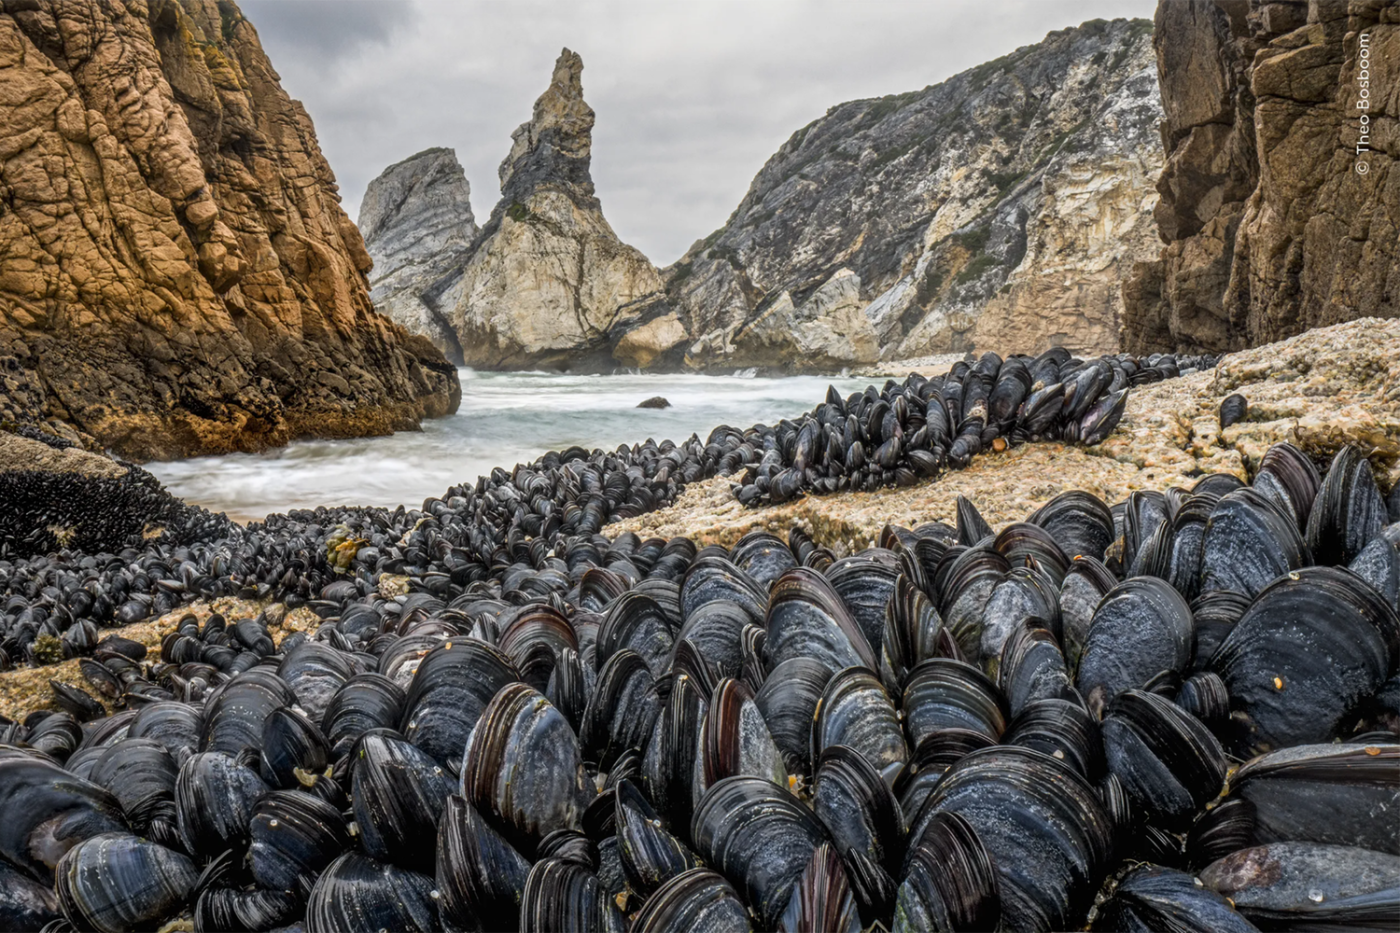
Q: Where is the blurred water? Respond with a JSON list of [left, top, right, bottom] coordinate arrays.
[[146, 369, 876, 521]]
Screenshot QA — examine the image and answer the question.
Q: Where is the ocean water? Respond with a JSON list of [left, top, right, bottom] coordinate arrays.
[[146, 370, 878, 521]]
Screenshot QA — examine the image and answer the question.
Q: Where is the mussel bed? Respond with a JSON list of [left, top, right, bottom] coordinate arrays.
[[1, 366, 1399, 932]]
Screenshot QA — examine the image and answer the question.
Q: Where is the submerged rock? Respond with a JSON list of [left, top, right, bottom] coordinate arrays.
[[637, 397, 672, 410]]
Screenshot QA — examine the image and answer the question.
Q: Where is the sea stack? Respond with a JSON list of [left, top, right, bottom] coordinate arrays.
[[440, 49, 674, 371], [360, 149, 479, 365]]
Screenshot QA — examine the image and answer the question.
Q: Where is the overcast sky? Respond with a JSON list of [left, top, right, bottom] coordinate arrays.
[[242, 0, 1157, 266]]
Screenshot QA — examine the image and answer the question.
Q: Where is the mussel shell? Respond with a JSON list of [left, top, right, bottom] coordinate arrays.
[[89, 737, 180, 847], [1003, 698, 1102, 780], [1253, 442, 1320, 530], [55, 832, 197, 933], [1094, 864, 1257, 932], [175, 751, 269, 859], [193, 886, 300, 932], [519, 857, 622, 933], [894, 810, 1000, 933], [675, 599, 752, 680], [260, 705, 330, 790], [581, 648, 662, 771], [631, 867, 752, 933], [1102, 690, 1226, 830], [811, 667, 908, 781], [305, 852, 438, 933], [903, 658, 1008, 746], [1200, 842, 1400, 930], [277, 642, 355, 723], [998, 620, 1073, 718], [0, 857, 60, 929], [765, 568, 877, 673], [1077, 577, 1193, 716], [826, 553, 900, 658], [778, 841, 861, 933], [616, 778, 701, 895], [908, 745, 1113, 932], [691, 776, 829, 929], [753, 657, 833, 775], [1059, 557, 1116, 675], [399, 638, 519, 771], [1031, 491, 1115, 564], [322, 671, 405, 757], [812, 745, 904, 877], [1229, 743, 1399, 854], [0, 745, 127, 885], [1218, 393, 1248, 429], [249, 788, 350, 891], [1306, 445, 1387, 567], [1201, 489, 1310, 598], [436, 793, 531, 932], [702, 678, 787, 790], [127, 701, 204, 766], [1210, 566, 1400, 755], [463, 682, 591, 854], [199, 671, 295, 756], [731, 531, 799, 589]]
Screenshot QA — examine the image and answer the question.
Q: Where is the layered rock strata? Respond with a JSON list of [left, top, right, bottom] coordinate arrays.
[[0, 0, 460, 460], [668, 17, 1165, 371], [441, 49, 669, 371], [1123, 0, 1399, 353], [359, 148, 477, 364]]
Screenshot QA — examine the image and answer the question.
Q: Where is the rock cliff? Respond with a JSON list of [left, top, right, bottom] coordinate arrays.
[[1123, 0, 1399, 353], [359, 148, 477, 364], [0, 0, 460, 460], [668, 18, 1165, 371], [440, 49, 669, 371]]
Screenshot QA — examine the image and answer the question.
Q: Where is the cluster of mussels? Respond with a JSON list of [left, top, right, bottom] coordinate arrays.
[[731, 349, 1216, 505], [0, 349, 1209, 673], [0, 434, 1397, 932]]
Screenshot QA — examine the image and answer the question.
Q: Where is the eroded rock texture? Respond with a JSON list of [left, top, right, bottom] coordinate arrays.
[[0, 0, 460, 460], [359, 148, 477, 365], [668, 17, 1164, 371], [441, 49, 669, 371], [1123, 0, 1399, 353]]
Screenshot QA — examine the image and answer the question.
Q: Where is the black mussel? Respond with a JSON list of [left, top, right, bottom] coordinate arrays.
[[980, 567, 1061, 673], [692, 776, 829, 929], [1093, 863, 1257, 932], [631, 867, 752, 933], [903, 657, 1008, 747], [305, 852, 438, 933], [260, 705, 330, 790], [175, 750, 269, 859], [519, 856, 624, 933], [1059, 556, 1115, 675], [1210, 566, 1399, 755], [249, 788, 350, 892], [128, 701, 204, 766], [1003, 698, 1102, 780], [199, 671, 296, 756], [597, 592, 674, 678], [778, 841, 861, 933], [55, 832, 198, 933], [765, 567, 877, 673], [826, 553, 900, 658], [938, 546, 1011, 659], [1189, 590, 1251, 671], [811, 667, 907, 781], [399, 638, 519, 772], [675, 599, 751, 681], [89, 737, 180, 847], [0, 857, 60, 929], [1306, 445, 1387, 567], [617, 778, 701, 895], [956, 496, 994, 547], [537, 828, 598, 868], [194, 886, 300, 932], [753, 657, 833, 775], [1078, 577, 1193, 716], [351, 732, 453, 872], [436, 793, 531, 932], [1079, 387, 1129, 446], [1174, 670, 1231, 730], [731, 531, 799, 589], [1102, 689, 1227, 830], [682, 556, 767, 628], [498, 604, 577, 691], [1201, 489, 1310, 598], [1186, 796, 1258, 869], [641, 671, 707, 835], [322, 672, 405, 757], [1219, 393, 1248, 429], [1031, 491, 1115, 564], [1201, 842, 1400, 930], [1228, 743, 1398, 854], [892, 729, 997, 822], [581, 648, 661, 771], [702, 677, 787, 790], [998, 619, 1073, 718], [881, 574, 944, 684], [895, 810, 1000, 933], [0, 750, 127, 883], [277, 641, 355, 723], [812, 745, 904, 879], [1253, 442, 1320, 530], [50, 680, 105, 722], [908, 746, 1113, 932], [464, 682, 591, 854]]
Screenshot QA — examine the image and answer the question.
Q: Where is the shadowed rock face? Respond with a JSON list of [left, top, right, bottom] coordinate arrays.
[[440, 49, 670, 372], [1122, 0, 1399, 354], [0, 0, 460, 460], [667, 17, 1165, 371], [360, 148, 478, 365]]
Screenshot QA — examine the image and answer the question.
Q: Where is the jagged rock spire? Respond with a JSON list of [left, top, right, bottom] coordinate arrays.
[[498, 48, 597, 201]]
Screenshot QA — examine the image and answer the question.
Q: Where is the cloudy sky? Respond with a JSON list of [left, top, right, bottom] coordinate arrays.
[[243, 0, 1156, 266]]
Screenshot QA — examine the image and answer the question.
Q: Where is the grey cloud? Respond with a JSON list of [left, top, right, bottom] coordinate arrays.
[[244, 0, 1156, 265]]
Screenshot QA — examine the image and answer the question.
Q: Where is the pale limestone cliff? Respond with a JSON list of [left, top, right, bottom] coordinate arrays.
[[360, 148, 478, 364], [0, 0, 460, 460], [441, 50, 669, 371], [667, 18, 1165, 371]]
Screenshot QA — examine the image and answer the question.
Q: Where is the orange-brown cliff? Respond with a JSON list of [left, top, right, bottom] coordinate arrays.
[[0, 0, 459, 460]]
